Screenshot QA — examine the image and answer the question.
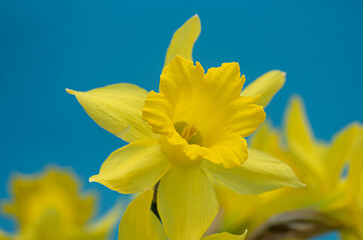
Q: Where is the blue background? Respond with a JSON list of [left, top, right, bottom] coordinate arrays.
[[0, 0, 362, 239]]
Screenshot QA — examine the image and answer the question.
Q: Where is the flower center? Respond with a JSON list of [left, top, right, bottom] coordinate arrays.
[[174, 121, 202, 145]]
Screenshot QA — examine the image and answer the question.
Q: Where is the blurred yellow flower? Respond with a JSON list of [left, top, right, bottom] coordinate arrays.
[[67, 15, 303, 240], [324, 127, 363, 239], [216, 96, 362, 237], [118, 189, 247, 240], [0, 167, 122, 240]]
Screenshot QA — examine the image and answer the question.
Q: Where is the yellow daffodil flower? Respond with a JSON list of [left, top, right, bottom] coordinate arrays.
[[0, 167, 122, 240], [118, 189, 247, 240], [216, 96, 361, 238], [67, 15, 303, 240]]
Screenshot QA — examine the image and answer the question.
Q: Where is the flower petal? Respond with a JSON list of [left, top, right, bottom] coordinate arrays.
[[201, 231, 247, 240], [85, 200, 124, 239], [224, 97, 266, 138], [119, 189, 167, 240], [241, 70, 285, 107], [143, 56, 205, 136], [283, 96, 327, 186], [157, 165, 219, 240], [205, 135, 248, 168], [284, 95, 317, 161], [202, 149, 304, 195], [345, 126, 363, 199], [90, 139, 171, 194], [165, 14, 201, 66], [66, 83, 155, 143], [322, 122, 360, 189], [203, 62, 245, 103], [0, 229, 12, 240], [249, 122, 283, 156]]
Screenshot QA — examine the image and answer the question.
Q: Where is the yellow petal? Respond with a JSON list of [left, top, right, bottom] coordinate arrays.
[[157, 165, 218, 240], [118, 190, 167, 240], [284, 95, 326, 185], [224, 96, 266, 138], [322, 122, 360, 189], [202, 149, 304, 195], [241, 70, 285, 107], [345, 126, 363, 199], [284, 95, 317, 159], [0, 229, 12, 240], [142, 90, 174, 135], [30, 209, 64, 240], [205, 135, 248, 168], [164, 14, 201, 66], [340, 230, 362, 240], [201, 231, 247, 240], [203, 62, 245, 103], [249, 122, 282, 155], [143, 57, 205, 136], [85, 199, 124, 239], [90, 139, 171, 194], [66, 83, 155, 143]]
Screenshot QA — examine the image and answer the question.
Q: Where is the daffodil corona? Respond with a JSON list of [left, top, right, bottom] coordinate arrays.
[[67, 15, 303, 240], [143, 56, 265, 168]]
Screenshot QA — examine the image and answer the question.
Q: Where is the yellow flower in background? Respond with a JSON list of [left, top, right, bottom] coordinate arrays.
[[216, 96, 361, 237], [0, 167, 122, 240], [67, 15, 303, 240], [118, 189, 247, 240], [324, 127, 363, 240]]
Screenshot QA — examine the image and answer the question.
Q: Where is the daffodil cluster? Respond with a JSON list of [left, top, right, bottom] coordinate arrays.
[[0, 167, 121, 240]]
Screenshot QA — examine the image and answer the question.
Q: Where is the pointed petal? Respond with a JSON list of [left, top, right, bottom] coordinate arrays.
[[119, 190, 167, 240], [90, 139, 171, 194], [201, 231, 247, 240], [322, 123, 360, 189], [66, 83, 155, 143], [158, 165, 219, 240], [165, 14, 201, 65], [283, 96, 328, 187], [202, 149, 304, 195], [241, 70, 285, 107], [284, 95, 317, 160]]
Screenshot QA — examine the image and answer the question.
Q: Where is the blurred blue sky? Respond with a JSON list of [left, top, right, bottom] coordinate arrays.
[[0, 0, 362, 239]]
